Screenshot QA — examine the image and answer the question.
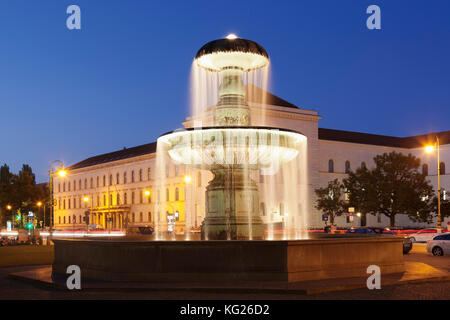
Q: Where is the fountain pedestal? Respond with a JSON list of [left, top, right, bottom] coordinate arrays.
[[202, 167, 263, 240]]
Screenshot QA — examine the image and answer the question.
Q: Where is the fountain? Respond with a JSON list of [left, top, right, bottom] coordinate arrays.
[[51, 36, 405, 284]]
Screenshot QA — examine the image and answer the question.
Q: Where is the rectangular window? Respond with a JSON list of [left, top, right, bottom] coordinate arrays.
[[148, 168, 151, 180], [131, 171, 135, 183], [124, 172, 127, 184]]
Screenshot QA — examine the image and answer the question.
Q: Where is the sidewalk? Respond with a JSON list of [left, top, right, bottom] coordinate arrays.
[[9, 261, 450, 295]]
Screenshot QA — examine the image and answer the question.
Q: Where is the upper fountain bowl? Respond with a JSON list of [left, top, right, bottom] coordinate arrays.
[[195, 37, 269, 72]]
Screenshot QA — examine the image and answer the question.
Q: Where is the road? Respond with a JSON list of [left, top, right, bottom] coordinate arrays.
[[0, 243, 449, 300]]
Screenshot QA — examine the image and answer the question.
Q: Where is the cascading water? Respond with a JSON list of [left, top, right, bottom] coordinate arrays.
[[156, 35, 309, 240]]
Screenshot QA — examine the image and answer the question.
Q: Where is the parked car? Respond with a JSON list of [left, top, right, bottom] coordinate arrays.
[[347, 227, 413, 254], [426, 233, 450, 256], [409, 229, 441, 243], [345, 227, 376, 234]]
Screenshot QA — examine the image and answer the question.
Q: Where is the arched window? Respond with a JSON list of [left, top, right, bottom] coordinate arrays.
[[103, 175, 106, 186], [109, 175, 113, 186], [260, 202, 266, 216], [422, 164, 428, 176], [90, 177, 93, 188], [328, 159, 334, 173], [139, 212, 143, 222], [58, 183, 61, 193], [440, 162, 446, 175], [84, 178, 87, 189], [175, 187, 179, 201], [361, 162, 366, 169], [116, 173, 120, 184], [345, 161, 351, 174]]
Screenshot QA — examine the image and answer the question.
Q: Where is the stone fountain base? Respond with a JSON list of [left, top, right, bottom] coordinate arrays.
[[52, 237, 404, 283]]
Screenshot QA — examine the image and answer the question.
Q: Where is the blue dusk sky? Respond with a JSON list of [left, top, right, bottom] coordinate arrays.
[[0, 0, 449, 182]]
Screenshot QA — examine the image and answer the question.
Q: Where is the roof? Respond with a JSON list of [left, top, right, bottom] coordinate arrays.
[[319, 128, 450, 148], [69, 142, 157, 170], [246, 84, 298, 109]]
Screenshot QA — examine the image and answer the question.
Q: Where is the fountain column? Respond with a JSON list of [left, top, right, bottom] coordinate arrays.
[[201, 67, 263, 240]]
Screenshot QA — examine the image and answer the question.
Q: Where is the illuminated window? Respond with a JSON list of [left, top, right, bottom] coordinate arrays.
[[440, 162, 446, 175], [422, 164, 428, 176], [345, 161, 351, 174]]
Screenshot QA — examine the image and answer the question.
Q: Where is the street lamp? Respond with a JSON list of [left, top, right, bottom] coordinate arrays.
[[49, 160, 67, 234], [425, 136, 441, 230], [37, 202, 42, 228]]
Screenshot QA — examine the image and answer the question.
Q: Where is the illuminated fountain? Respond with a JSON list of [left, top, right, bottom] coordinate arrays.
[[51, 36, 405, 284], [158, 36, 306, 240]]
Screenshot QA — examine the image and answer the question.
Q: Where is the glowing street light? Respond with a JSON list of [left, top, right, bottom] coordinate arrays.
[[57, 169, 67, 178], [144, 190, 151, 197], [37, 202, 42, 207], [184, 175, 192, 184], [425, 137, 441, 230], [226, 33, 238, 40], [6, 205, 12, 211]]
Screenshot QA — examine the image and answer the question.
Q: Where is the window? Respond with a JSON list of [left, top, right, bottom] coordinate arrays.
[[148, 212, 151, 222], [131, 191, 135, 204], [123, 172, 127, 184], [97, 195, 100, 207], [90, 177, 93, 189], [63, 182, 65, 192], [96, 176, 99, 187], [68, 198, 71, 209], [58, 183, 61, 193], [109, 194, 113, 206], [131, 170, 135, 183], [103, 194, 106, 206], [440, 162, 446, 175], [64, 216, 66, 224], [345, 161, 351, 174], [63, 199, 66, 210], [109, 175, 113, 185], [116, 193, 120, 205], [73, 198, 76, 209], [422, 164, 428, 176], [139, 169, 143, 181], [148, 168, 151, 180], [73, 180, 76, 191], [139, 212, 143, 222], [116, 173, 120, 184], [79, 179, 81, 190], [140, 191, 143, 203], [361, 162, 366, 169], [103, 175, 106, 186], [175, 166, 179, 177], [328, 159, 334, 173], [132, 212, 135, 223], [68, 182, 71, 192], [58, 216, 61, 224], [68, 216, 71, 224], [124, 192, 127, 204], [175, 187, 179, 201], [84, 178, 87, 189]]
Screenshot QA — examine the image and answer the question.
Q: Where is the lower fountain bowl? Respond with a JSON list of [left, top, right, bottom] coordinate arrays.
[[52, 236, 405, 283]]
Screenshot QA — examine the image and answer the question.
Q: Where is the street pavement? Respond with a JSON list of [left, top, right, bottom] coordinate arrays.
[[0, 243, 449, 300]]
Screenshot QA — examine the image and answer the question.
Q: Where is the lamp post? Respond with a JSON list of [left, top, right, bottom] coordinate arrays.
[[37, 202, 42, 228], [425, 137, 441, 230], [49, 160, 67, 235], [6, 205, 12, 229]]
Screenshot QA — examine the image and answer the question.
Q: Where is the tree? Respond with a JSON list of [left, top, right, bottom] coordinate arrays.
[[343, 152, 434, 227], [314, 179, 346, 224], [430, 188, 450, 222]]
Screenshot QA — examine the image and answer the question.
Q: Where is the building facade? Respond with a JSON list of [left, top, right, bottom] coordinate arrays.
[[52, 90, 449, 231]]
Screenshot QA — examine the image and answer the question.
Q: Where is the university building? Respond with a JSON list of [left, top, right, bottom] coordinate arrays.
[[52, 88, 449, 231]]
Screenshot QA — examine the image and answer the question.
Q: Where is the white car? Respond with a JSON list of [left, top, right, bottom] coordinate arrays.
[[426, 233, 450, 256], [409, 229, 440, 243]]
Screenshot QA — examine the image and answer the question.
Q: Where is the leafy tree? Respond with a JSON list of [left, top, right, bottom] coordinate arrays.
[[343, 152, 434, 227], [314, 179, 346, 224]]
